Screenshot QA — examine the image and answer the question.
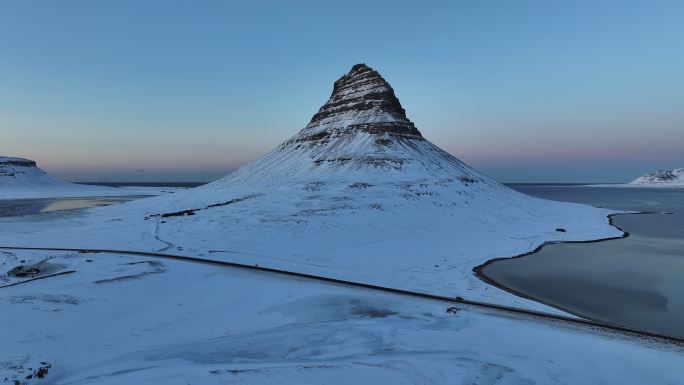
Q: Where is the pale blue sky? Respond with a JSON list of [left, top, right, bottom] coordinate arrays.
[[2, 0, 683, 182]]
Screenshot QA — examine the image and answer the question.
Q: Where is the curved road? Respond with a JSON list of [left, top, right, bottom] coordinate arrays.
[[1, 245, 683, 345]]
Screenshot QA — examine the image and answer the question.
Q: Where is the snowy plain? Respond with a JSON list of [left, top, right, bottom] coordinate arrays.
[[1, 249, 682, 385]]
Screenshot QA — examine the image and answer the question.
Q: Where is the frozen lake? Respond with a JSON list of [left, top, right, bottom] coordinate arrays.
[[0, 196, 147, 218], [484, 185, 684, 338]]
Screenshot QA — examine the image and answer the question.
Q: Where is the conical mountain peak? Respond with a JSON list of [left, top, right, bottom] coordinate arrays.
[[220, 64, 479, 184], [299, 64, 422, 140]]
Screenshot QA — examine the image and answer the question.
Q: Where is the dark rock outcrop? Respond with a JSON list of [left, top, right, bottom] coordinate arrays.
[[222, 63, 479, 180], [631, 168, 684, 184], [0, 158, 36, 167], [296, 64, 423, 142], [637, 170, 677, 182], [0, 157, 39, 178]]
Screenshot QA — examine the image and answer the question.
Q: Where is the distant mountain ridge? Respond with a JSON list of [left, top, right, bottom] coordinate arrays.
[[0, 156, 91, 190], [0, 156, 180, 199], [631, 168, 684, 187]]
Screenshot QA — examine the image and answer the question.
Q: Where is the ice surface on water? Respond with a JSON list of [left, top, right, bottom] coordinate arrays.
[[484, 186, 684, 338], [0, 196, 148, 218]]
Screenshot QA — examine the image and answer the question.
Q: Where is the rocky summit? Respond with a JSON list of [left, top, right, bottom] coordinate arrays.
[[0, 157, 43, 179], [0, 156, 37, 169], [291, 64, 422, 147]]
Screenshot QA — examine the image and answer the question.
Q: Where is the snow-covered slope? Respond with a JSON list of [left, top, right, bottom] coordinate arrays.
[[0, 64, 621, 310], [0, 156, 180, 199], [0, 156, 101, 196], [630, 168, 684, 187]]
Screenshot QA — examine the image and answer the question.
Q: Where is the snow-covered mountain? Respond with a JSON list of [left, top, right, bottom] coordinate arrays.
[[0, 64, 621, 308], [2, 65, 679, 385], [0, 156, 81, 189], [4, 65, 651, 384], [207, 63, 489, 185], [0, 156, 109, 198], [0, 156, 180, 199], [630, 168, 684, 187]]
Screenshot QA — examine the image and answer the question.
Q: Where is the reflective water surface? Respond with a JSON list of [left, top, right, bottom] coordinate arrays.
[[484, 186, 684, 338], [0, 196, 146, 218]]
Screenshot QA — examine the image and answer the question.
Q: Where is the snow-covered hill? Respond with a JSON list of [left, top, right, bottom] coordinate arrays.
[[0, 156, 92, 192], [0, 156, 180, 199], [630, 168, 684, 187], [0, 64, 621, 309]]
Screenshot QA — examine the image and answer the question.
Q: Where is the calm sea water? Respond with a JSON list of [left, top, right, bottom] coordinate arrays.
[[486, 185, 684, 338], [76, 182, 206, 188]]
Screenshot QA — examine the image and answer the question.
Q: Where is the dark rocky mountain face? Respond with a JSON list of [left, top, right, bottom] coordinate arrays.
[[640, 170, 677, 182], [0, 157, 38, 178], [219, 63, 483, 181], [0, 158, 37, 167], [294, 64, 423, 144]]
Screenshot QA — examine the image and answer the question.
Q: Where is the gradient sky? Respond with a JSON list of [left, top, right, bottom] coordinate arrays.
[[2, 0, 683, 182]]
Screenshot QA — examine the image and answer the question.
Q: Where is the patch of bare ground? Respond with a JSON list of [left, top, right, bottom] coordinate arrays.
[[1, 360, 51, 385], [145, 194, 261, 220]]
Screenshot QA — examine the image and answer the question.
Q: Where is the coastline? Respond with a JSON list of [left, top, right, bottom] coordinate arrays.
[[472, 212, 671, 333], [587, 183, 684, 188], [0, 186, 184, 201]]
